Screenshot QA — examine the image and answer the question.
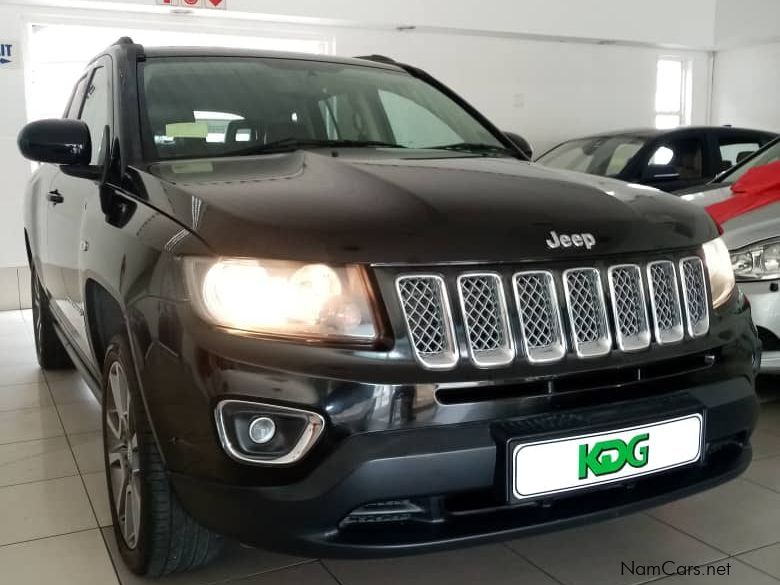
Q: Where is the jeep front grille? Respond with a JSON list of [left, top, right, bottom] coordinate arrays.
[[456, 274, 514, 367], [680, 257, 709, 338], [647, 261, 684, 344], [395, 254, 711, 369], [608, 265, 651, 352], [513, 271, 566, 363], [396, 275, 458, 370]]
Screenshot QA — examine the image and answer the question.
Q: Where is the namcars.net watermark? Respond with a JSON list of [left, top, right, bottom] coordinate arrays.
[[621, 561, 732, 578]]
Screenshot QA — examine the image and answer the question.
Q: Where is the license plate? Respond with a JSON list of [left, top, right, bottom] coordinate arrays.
[[511, 414, 703, 501]]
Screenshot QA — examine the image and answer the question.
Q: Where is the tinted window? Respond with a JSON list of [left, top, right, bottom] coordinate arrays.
[[64, 75, 88, 119], [536, 136, 646, 177], [140, 58, 503, 160], [718, 139, 761, 169], [720, 140, 780, 183], [79, 66, 110, 165], [645, 137, 704, 180]]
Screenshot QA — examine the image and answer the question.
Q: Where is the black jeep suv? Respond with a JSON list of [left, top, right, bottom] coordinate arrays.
[[18, 38, 760, 577]]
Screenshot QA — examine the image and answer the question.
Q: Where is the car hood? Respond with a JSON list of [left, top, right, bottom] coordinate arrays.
[[134, 150, 718, 264], [682, 184, 780, 251]]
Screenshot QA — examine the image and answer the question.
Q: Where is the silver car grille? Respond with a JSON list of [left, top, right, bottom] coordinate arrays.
[[456, 274, 514, 367], [395, 255, 711, 369], [513, 272, 566, 363], [680, 257, 709, 338], [396, 275, 458, 370], [608, 265, 651, 352], [647, 261, 684, 344]]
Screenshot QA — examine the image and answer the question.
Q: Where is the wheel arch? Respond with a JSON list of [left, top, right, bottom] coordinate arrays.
[[84, 279, 127, 370]]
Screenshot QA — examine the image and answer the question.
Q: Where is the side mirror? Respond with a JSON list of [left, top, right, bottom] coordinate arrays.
[[18, 119, 92, 166], [503, 131, 533, 160]]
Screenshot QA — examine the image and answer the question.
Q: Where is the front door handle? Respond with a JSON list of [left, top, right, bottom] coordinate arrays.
[[47, 190, 64, 205]]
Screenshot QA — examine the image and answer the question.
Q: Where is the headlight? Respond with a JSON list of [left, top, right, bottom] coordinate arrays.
[[702, 237, 736, 309], [730, 238, 780, 282], [184, 258, 378, 341]]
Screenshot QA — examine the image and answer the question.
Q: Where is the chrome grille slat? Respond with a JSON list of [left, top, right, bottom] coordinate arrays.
[[457, 273, 514, 368], [396, 275, 458, 370], [647, 260, 684, 344], [680, 257, 709, 338], [563, 268, 611, 358], [608, 265, 651, 352], [513, 271, 566, 363]]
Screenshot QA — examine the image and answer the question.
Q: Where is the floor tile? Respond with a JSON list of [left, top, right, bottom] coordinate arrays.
[[0, 363, 46, 386], [327, 544, 559, 585], [69, 431, 105, 474], [17, 267, 32, 311], [0, 405, 63, 445], [48, 375, 97, 405], [0, 436, 77, 487], [82, 472, 112, 527], [508, 514, 723, 585], [654, 559, 780, 585], [104, 527, 309, 585], [757, 403, 780, 436], [738, 543, 780, 580], [745, 456, 780, 493], [0, 383, 52, 412], [0, 529, 119, 585], [57, 400, 102, 435], [649, 479, 780, 555], [0, 475, 97, 546], [752, 430, 780, 460], [226, 563, 337, 585]]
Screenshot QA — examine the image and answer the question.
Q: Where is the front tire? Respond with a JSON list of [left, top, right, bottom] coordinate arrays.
[[102, 334, 223, 577], [30, 264, 73, 370]]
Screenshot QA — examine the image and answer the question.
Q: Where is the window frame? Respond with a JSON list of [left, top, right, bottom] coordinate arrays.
[[77, 56, 115, 167], [654, 56, 692, 130]]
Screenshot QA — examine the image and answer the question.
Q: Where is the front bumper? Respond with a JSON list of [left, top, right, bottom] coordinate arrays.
[[170, 377, 757, 558], [740, 280, 780, 374]]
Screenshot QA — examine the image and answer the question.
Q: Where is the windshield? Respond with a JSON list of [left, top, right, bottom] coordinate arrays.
[[718, 139, 780, 184], [536, 136, 647, 177], [139, 57, 506, 160]]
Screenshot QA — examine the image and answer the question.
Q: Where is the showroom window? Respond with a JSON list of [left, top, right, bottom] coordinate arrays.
[[654, 57, 692, 129], [26, 23, 329, 123]]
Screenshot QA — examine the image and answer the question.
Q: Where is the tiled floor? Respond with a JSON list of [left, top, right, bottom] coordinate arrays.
[[0, 308, 778, 585]]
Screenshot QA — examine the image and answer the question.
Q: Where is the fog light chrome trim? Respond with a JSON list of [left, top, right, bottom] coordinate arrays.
[[214, 400, 325, 466]]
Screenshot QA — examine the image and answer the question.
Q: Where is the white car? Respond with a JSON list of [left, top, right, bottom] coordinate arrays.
[[682, 138, 780, 374]]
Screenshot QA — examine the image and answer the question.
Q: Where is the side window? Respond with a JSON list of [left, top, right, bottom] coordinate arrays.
[[717, 136, 762, 170], [64, 76, 88, 119], [646, 137, 704, 180], [378, 90, 461, 148], [78, 65, 111, 165]]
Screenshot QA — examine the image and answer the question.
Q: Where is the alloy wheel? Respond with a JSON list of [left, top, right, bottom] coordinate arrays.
[[105, 361, 142, 549]]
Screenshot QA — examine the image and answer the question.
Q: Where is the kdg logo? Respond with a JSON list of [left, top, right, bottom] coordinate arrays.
[[578, 433, 650, 480]]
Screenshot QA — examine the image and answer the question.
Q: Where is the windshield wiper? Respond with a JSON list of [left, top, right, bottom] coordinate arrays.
[[427, 142, 516, 157], [227, 138, 406, 156]]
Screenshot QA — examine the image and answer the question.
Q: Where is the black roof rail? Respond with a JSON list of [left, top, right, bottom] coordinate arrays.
[[354, 54, 398, 65]]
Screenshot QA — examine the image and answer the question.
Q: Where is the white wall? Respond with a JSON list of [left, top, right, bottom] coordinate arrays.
[[0, 0, 715, 268], [711, 0, 780, 131], [712, 43, 780, 132], [337, 30, 711, 153]]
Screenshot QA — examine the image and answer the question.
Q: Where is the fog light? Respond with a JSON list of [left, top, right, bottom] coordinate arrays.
[[248, 417, 276, 444]]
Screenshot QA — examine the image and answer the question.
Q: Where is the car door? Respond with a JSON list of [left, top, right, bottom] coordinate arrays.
[[35, 75, 89, 302], [46, 58, 113, 358], [639, 131, 711, 192]]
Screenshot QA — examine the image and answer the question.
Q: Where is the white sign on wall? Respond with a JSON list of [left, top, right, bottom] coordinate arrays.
[[0, 40, 20, 70]]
